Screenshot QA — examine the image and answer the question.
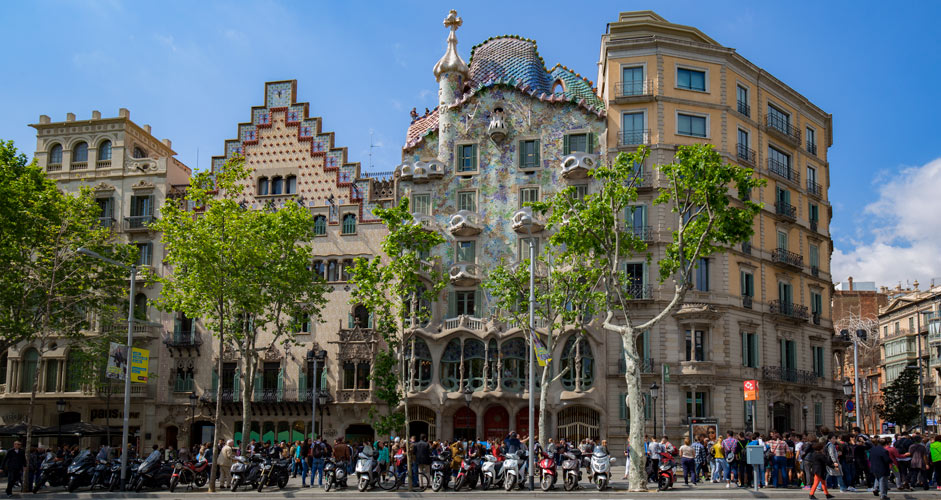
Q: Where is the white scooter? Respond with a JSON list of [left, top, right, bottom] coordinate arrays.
[[354, 449, 381, 492], [501, 451, 522, 491], [588, 446, 616, 490]]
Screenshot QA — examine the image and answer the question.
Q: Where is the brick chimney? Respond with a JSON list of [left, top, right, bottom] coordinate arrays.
[[66, 112, 75, 122], [848, 276, 854, 291], [118, 108, 130, 118], [91, 110, 101, 120]]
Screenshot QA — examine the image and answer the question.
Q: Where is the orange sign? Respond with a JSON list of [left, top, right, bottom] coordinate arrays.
[[744, 379, 758, 401]]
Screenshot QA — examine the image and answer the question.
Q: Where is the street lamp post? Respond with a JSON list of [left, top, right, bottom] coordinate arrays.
[[56, 399, 66, 448], [317, 392, 328, 438], [307, 349, 327, 440], [77, 247, 135, 489], [650, 383, 659, 439], [516, 212, 538, 491], [842, 379, 853, 429], [189, 392, 198, 447], [767, 401, 774, 433], [802, 405, 808, 435]]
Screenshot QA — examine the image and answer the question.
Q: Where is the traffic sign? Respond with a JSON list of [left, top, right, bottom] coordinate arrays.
[[845, 400, 855, 412], [744, 380, 758, 401]]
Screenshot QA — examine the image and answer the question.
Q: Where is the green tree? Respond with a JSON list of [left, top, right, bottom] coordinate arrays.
[[534, 144, 763, 491], [484, 249, 602, 446], [347, 198, 446, 489], [153, 155, 328, 490], [877, 367, 920, 430], [0, 140, 134, 489]]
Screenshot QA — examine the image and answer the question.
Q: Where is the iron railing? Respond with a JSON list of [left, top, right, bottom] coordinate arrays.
[[762, 366, 818, 385], [807, 142, 817, 156], [768, 158, 799, 182], [736, 143, 756, 166], [163, 329, 202, 348], [810, 219, 819, 233], [812, 313, 821, 325], [743, 295, 753, 309], [742, 241, 752, 255], [737, 100, 751, 117], [772, 248, 803, 268], [124, 215, 156, 231], [173, 378, 195, 393], [769, 300, 809, 321], [618, 357, 656, 374], [98, 217, 115, 229], [811, 265, 820, 278], [625, 283, 652, 300], [620, 130, 651, 147], [807, 180, 823, 198], [775, 201, 797, 220], [765, 114, 801, 144], [629, 225, 652, 241], [617, 80, 654, 97]]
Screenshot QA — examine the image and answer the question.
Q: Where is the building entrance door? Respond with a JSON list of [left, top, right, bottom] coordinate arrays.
[[483, 406, 509, 440]]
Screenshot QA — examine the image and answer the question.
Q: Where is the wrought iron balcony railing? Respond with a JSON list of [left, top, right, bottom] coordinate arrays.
[[742, 295, 753, 309], [772, 248, 803, 269], [124, 215, 156, 231], [625, 283, 652, 300], [811, 265, 820, 278], [742, 241, 752, 255], [737, 100, 751, 118], [807, 142, 817, 156], [765, 114, 801, 144], [762, 366, 818, 385], [810, 219, 819, 233], [775, 201, 797, 220], [736, 143, 756, 166], [617, 80, 654, 97], [629, 225, 652, 241], [98, 217, 116, 229], [618, 357, 655, 374], [620, 130, 651, 147], [768, 158, 799, 182], [769, 300, 809, 321]]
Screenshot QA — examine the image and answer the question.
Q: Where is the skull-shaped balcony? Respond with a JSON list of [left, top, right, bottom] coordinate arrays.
[[411, 213, 438, 233], [560, 152, 599, 180], [448, 210, 482, 236], [512, 207, 544, 234], [449, 262, 481, 286], [397, 160, 444, 183]]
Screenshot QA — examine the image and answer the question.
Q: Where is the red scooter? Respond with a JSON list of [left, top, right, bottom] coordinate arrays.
[[657, 452, 676, 491], [538, 453, 558, 491], [453, 454, 481, 491], [168, 459, 209, 492]]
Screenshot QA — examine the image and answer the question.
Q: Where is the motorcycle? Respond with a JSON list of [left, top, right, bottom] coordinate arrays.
[[501, 451, 522, 491], [107, 458, 138, 492], [430, 449, 452, 492], [588, 445, 616, 491], [32, 452, 69, 493], [657, 452, 676, 491], [230, 455, 263, 491], [256, 455, 291, 491], [453, 454, 480, 491], [355, 449, 382, 492], [323, 457, 348, 492], [131, 450, 172, 492], [89, 457, 111, 491], [538, 452, 557, 491], [169, 458, 209, 492], [561, 451, 582, 491], [479, 454, 503, 490], [66, 450, 97, 492]]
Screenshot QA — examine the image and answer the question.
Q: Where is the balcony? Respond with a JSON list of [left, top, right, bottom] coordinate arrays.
[[771, 248, 803, 270], [629, 225, 652, 241], [811, 265, 820, 278], [163, 329, 202, 356], [98, 381, 154, 398], [737, 100, 751, 118], [335, 389, 373, 403], [71, 161, 88, 170], [742, 241, 752, 255], [512, 207, 545, 234], [810, 219, 819, 233], [616, 80, 654, 98], [742, 295, 753, 309], [443, 315, 486, 332], [124, 215, 156, 231], [448, 210, 482, 236], [774, 201, 797, 221], [807, 179, 823, 198], [560, 152, 599, 180], [399, 160, 444, 183], [619, 130, 651, 147], [96, 160, 111, 169], [173, 378, 195, 393], [812, 312, 821, 325], [736, 143, 756, 167], [807, 142, 818, 156], [762, 366, 819, 385], [769, 300, 809, 321], [410, 213, 437, 233], [768, 158, 799, 183], [765, 114, 801, 145], [103, 320, 161, 338], [625, 283, 652, 300], [203, 388, 241, 403], [98, 217, 116, 230], [449, 262, 481, 286], [47, 163, 62, 172], [616, 357, 655, 375]]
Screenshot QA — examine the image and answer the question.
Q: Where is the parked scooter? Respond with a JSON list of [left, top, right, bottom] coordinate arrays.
[[355, 448, 383, 492], [561, 450, 583, 491], [453, 453, 480, 491], [32, 452, 70, 493], [230, 455, 263, 491], [500, 451, 522, 491], [430, 449, 452, 492], [479, 453, 503, 490], [169, 458, 209, 492], [66, 450, 97, 492], [323, 457, 348, 492], [107, 458, 138, 492], [131, 450, 172, 492], [89, 458, 111, 491], [256, 455, 291, 491], [657, 452, 676, 491], [588, 445, 616, 490], [538, 452, 558, 491]]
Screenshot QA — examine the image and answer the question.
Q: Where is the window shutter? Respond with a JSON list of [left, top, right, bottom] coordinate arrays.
[[753, 334, 760, 367], [788, 342, 797, 371], [471, 145, 478, 171], [474, 290, 483, 318], [534, 139, 541, 167], [741, 332, 747, 367], [619, 392, 627, 420], [277, 367, 284, 400], [563, 135, 570, 155], [587, 132, 595, 154], [518, 140, 525, 167], [253, 370, 262, 398], [780, 339, 786, 367], [348, 312, 354, 329], [448, 291, 456, 318], [146, 195, 155, 216], [298, 369, 306, 400]]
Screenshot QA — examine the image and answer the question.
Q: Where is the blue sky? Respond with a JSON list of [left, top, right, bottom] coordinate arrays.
[[2, 1, 939, 286]]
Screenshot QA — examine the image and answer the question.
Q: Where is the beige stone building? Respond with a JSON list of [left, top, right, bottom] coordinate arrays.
[[596, 11, 840, 442]]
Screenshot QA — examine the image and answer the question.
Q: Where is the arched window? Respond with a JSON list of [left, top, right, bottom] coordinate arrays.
[[560, 336, 594, 390], [73, 142, 88, 162], [440, 339, 462, 392], [286, 175, 297, 194], [64, 351, 81, 392], [133, 147, 147, 159], [134, 293, 148, 321], [487, 339, 498, 389], [342, 214, 357, 234], [327, 260, 338, 282], [405, 338, 432, 391], [258, 177, 269, 196], [313, 215, 327, 236], [350, 304, 370, 328], [462, 339, 486, 391], [20, 348, 39, 392], [501, 338, 527, 392], [98, 140, 112, 161], [271, 176, 283, 195], [49, 144, 63, 165]]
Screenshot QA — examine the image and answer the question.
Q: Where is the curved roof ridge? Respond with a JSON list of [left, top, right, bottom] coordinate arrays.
[[468, 34, 545, 68]]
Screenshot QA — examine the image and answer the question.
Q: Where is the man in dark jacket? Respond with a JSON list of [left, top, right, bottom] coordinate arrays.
[[1, 441, 26, 497], [412, 434, 431, 487], [869, 438, 892, 500]]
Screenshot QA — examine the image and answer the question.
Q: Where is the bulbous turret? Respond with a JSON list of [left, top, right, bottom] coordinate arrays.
[[432, 10, 469, 80]]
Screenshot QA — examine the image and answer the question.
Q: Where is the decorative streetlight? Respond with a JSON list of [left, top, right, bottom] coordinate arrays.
[[56, 399, 66, 448], [307, 349, 327, 439], [516, 210, 538, 491], [802, 405, 809, 435], [189, 392, 198, 447], [842, 379, 853, 397], [649, 383, 659, 439], [317, 391, 329, 438], [78, 247, 136, 489]]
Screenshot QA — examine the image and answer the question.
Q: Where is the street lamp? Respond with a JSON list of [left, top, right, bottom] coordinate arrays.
[[317, 391, 328, 438], [307, 349, 327, 440], [649, 383, 659, 439], [77, 247, 136, 490], [842, 379, 853, 397], [802, 405, 808, 435], [516, 211, 538, 491], [56, 399, 66, 448], [189, 392, 198, 448]]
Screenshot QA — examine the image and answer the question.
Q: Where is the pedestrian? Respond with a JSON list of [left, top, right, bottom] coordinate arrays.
[[721, 430, 739, 488], [770, 432, 791, 488], [692, 435, 708, 482], [869, 438, 892, 500], [1, 441, 26, 497], [807, 441, 832, 499], [413, 434, 431, 487], [217, 439, 235, 489], [894, 432, 912, 490], [929, 435, 941, 490], [679, 437, 696, 485], [622, 442, 631, 480], [907, 435, 928, 490], [647, 435, 661, 483], [825, 434, 850, 492], [310, 436, 327, 487], [713, 436, 727, 483]]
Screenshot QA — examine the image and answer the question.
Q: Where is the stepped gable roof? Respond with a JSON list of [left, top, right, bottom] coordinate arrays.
[[405, 35, 604, 149]]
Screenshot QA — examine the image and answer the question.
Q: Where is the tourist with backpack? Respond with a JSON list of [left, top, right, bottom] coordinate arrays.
[[721, 430, 739, 488]]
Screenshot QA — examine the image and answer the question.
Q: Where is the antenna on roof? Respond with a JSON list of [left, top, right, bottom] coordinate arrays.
[[368, 131, 378, 171]]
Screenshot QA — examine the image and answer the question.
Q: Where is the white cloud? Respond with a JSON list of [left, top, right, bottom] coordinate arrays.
[[832, 157, 941, 286]]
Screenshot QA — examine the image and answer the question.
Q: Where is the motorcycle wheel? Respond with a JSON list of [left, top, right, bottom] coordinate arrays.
[[358, 475, 370, 492], [596, 476, 606, 491], [323, 473, 333, 492], [231, 479, 240, 492], [431, 473, 443, 492], [453, 475, 464, 491], [541, 474, 552, 491], [134, 476, 143, 493], [169, 475, 179, 493], [32, 478, 43, 494], [277, 475, 287, 489], [504, 474, 516, 491], [108, 475, 118, 492], [481, 473, 492, 491], [564, 474, 577, 491], [194, 471, 207, 488], [67, 477, 78, 493], [658, 475, 668, 491], [468, 473, 478, 490], [257, 476, 265, 492]]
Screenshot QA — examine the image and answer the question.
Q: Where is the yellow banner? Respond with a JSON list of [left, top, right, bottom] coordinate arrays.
[[130, 347, 149, 383]]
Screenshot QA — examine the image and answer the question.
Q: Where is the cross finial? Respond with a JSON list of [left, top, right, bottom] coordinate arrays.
[[443, 9, 462, 32]]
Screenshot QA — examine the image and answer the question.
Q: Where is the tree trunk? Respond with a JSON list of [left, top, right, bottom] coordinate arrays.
[[620, 332, 647, 492], [208, 334, 224, 492], [240, 351, 254, 456], [23, 363, 40, 492]]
